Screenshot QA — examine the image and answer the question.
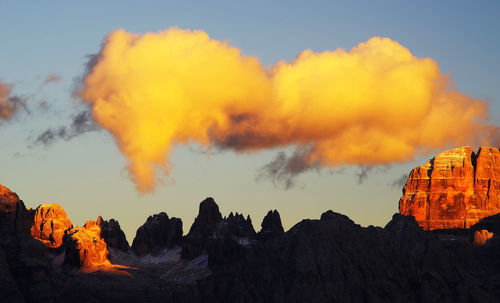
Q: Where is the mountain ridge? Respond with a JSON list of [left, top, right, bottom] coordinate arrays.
[[1, 146, 500, 302]]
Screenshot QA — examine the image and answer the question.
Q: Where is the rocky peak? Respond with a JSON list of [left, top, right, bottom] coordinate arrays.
[[97, 216, 129, 252], [320, 210, 354, 224], [0, 184, 30, 236], [224, 212, 256, 238], [30, 203, 73, 248], [182, 198, 257, 260], [399, 146, 500, 230], [131, 212, 182, 256], [206, 211, 256, 269], [315, 210, 358, 236], [258, 210, 284, 241], [385, 213, 426, 254], [182, 198, 223, 259], [63, 218, 110, 268], [196, 197, 222, 227]]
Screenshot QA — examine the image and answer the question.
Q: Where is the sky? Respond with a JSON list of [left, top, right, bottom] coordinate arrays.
[[0, 1, 499, 241]]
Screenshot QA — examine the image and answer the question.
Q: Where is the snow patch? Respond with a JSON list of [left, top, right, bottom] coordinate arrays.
[[187, 254, 208, 269], [108, 246, 182, 266], [139, 246, 182, 264]]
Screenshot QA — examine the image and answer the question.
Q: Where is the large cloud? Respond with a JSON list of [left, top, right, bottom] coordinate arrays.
[[78, 28, 496, 193]]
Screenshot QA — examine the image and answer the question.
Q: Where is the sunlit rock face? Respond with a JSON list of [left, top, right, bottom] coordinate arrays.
[[63, 219, 110, 268], [0, 184, 30, 236], [472, 229, 494, 247], [399, 146, 500, 230], [31, 203, 73, 248]]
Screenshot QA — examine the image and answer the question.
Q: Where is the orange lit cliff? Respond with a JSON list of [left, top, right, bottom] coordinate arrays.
[[63, 218, 111, 268], [31, 203, 73, 248], [29, 202, 117, 269], [399, 146, 500, 230]]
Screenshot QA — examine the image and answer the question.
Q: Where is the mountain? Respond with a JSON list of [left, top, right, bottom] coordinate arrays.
[[0, 185, 54, 302], [0, 145, 499, 302], [399, 146, 500, 230]]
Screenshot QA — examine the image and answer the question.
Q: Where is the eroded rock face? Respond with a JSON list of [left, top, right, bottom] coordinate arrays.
[[399, 146, 500, 230], [258, 210, 284, 241], [0, 184, 30, 236], [30, 203, 73, 248], [63, 219, 110, 268], [97, 216, 129, 252], [131, 212, 182, 256]]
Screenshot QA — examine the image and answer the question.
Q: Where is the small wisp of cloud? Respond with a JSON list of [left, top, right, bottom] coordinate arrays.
[[256, 147, 320, 189], [43, 74, 62, 85], [355, 166, 374, 185], [388, 174, 409, 189], [31, 110, 99, 146], [0, 81, 29, 123]]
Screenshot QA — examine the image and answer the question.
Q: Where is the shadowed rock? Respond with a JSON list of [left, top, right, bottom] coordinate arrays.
[[182, 197, 223, 259], [0, 184, 30, 237], [223, 212, 256, 239], [131, 212, 182, 256], [321, 209, 354, 223], [471, 213, 500, 234], [196, 197, 223, 227], [207, 212, 257, 268], [0, 184, 55, 302], [258, 209, 284, 241], [97, 216, 129, 252]]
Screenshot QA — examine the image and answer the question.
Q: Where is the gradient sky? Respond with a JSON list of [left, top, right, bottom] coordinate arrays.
[[1, 1, 499, 241]]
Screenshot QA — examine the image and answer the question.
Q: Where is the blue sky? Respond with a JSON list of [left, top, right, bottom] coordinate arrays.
[[0, 1, 499, 240]]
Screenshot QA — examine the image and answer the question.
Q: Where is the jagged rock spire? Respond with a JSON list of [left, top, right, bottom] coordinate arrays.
[[258, 210, 284, 241]]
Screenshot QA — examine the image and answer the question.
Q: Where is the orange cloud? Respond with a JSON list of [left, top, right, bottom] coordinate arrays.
[[79, 28, 495, 193], [43, 73, 62, 84], [0, 81, 25, 122]]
